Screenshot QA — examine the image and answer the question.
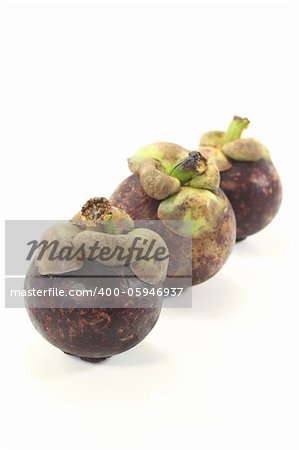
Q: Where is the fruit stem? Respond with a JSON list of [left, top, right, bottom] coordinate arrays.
[[81, 197, 112, 221], [81, 197, 115, 234], [222, 116, 250, 145], [169, 151, 204, 184]]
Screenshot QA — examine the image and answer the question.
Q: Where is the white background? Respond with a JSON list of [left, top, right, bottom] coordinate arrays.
[[1, 1, 298, 449]]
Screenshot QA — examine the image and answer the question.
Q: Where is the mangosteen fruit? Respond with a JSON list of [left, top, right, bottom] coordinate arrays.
[[199, 116, 282, 241], [25, 198, 168, 362], [110, 144, 236, 286]]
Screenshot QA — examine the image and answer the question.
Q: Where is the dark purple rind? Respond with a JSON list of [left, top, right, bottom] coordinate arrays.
[[25, 261, 162, 361], [220, 159, 282, 240], [110, 175, 236, 286]]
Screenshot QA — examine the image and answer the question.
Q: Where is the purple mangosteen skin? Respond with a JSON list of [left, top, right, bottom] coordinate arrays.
[[200, 116, 283, 241], [25, 260, 162, 362], [111, 174, 236, 286], [220, 159, 282, 240]]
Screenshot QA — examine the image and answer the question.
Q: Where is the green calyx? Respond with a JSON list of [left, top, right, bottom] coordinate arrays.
[[199, 116, 271, 166], [187, 160, 220, 192], [139, 159, 181, 200], [157, 187, 226, 238], [128, 143, 225, 238], [128, 142, 188, 174], [36, 197, 169, 284], [222, 138, 270, 162], [128, 143, 220, 199], [71, 197, 134, 235], [198, 145, 233, 172]]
